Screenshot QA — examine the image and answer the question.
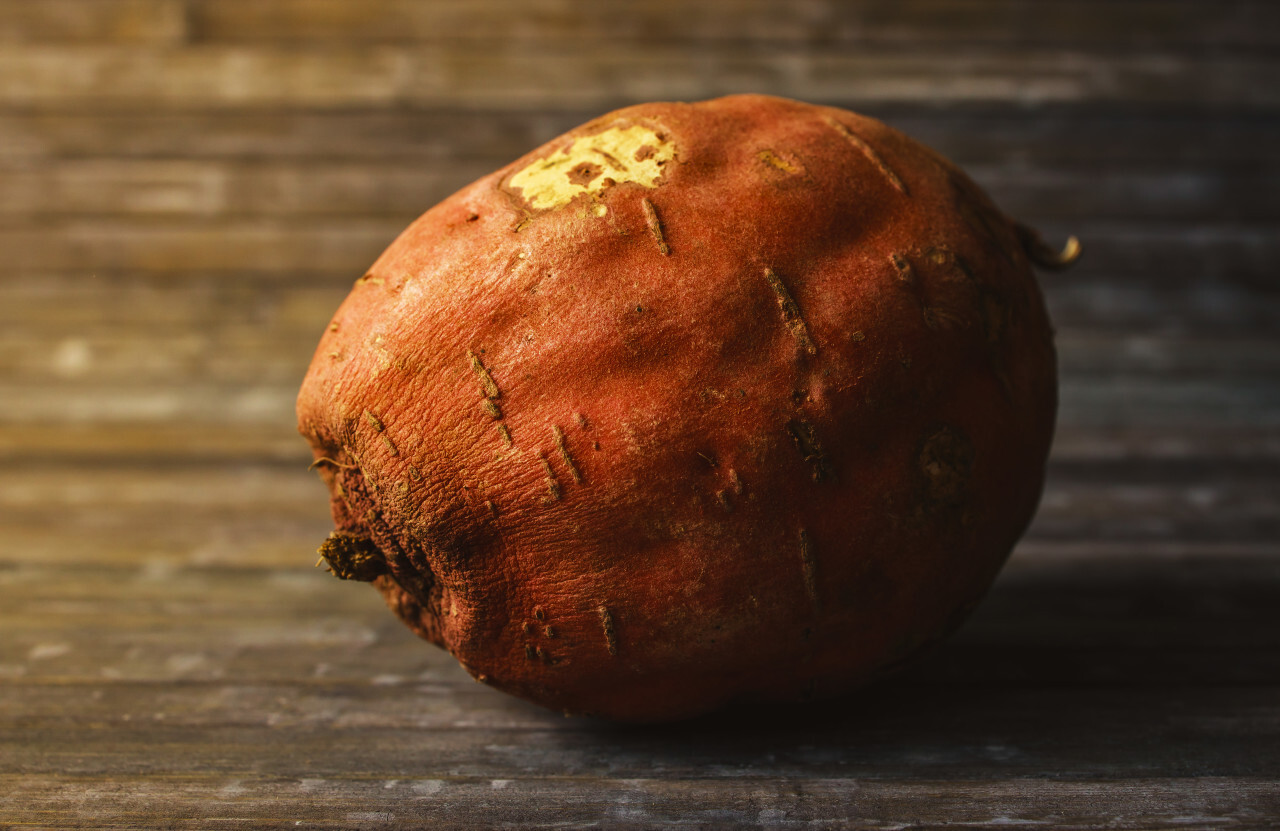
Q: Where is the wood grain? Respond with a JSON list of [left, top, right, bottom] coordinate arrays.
[[2, 45, 1276, 111], [2, 0, 1277, 826], [182, 0, 1280, 49]]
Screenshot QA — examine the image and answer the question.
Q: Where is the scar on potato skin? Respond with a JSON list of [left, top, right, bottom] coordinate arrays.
[[799, 529, 820, 613], [891, 252, 914, 284], [641, 197, 670, 255], [786, 418, 835, 483], [763, 267, 817, 357], [553, 425, 583, 483], [599, 606, 618, 656], [506, 123, 675, 211], [540, 453, 562, 502], [467, 350, 501, 399], [919, 425, 974, 508], [823, 116, 908, 195], [758, 148, 800, 174]]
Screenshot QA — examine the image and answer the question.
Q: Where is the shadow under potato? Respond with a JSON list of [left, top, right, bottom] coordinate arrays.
[[568, 550, 1280, 779]]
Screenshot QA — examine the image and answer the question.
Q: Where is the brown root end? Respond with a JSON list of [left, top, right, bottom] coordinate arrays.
[[317, 532, 389, 582], [1016, 223, 1081, 270]]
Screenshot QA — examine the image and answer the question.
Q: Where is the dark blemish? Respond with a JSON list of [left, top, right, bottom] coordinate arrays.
[[919, 425, 974, 507], [891, 252, 914, 284], [466, 212, 480, 222], [787, 419, 835, 483], [534, 606, 546, 621], [591, 148, 624, 171], [381, 434, 398, 456], [634, 144, 657, 162], [525, 645, 536, 660], [799, 528, 820, 612], [483, 399, 503, 419], [364, 411, 384, 432], [544, 626, 556, 639], [497, 423, 513, 447], [567, 161, 604, 187], [522, 622, 534, 635], [981, 289, 1009, 343]]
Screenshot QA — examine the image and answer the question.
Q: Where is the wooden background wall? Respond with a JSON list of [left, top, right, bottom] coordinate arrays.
[[2, 1, 1278, 827]]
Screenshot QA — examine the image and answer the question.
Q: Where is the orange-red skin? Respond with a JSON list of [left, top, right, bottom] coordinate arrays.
[[295, 94, 1057, 722]]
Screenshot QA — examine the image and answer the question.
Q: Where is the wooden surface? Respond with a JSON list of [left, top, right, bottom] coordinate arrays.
[[2, 1, 1278, 827]]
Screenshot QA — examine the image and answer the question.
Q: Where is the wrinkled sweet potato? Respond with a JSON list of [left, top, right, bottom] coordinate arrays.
[[296, 94, 1076, 721]]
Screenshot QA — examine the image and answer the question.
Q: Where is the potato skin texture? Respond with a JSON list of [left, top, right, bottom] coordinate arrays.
[[296, 94, 1057, 722]]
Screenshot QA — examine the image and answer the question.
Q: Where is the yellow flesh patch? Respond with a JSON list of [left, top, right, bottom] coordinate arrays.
[[508, 124, 674, 211]]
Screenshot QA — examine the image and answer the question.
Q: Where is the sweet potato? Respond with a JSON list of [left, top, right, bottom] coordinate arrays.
[[296, 94, 1076, 721]]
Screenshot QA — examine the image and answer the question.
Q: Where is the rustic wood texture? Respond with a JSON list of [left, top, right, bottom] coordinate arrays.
[[1, 0, 1278, 827]]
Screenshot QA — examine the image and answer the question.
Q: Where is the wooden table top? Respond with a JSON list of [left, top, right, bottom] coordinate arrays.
[[2, 1, 1278, 827]]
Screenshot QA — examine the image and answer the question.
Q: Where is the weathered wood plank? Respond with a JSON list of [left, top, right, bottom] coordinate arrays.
[[0, 159, 488, 219], [2, 684, 1280, 774], [2, 774, 1276, 830], [0, 110, 567, 164], [0, 0, 187, 44], [1044, 282, 1280, 333], [0, 45, 1275, 111], [6, 0, 1275, 51], [0, 220, 401, 272], [182, 0, 1280, 51]]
